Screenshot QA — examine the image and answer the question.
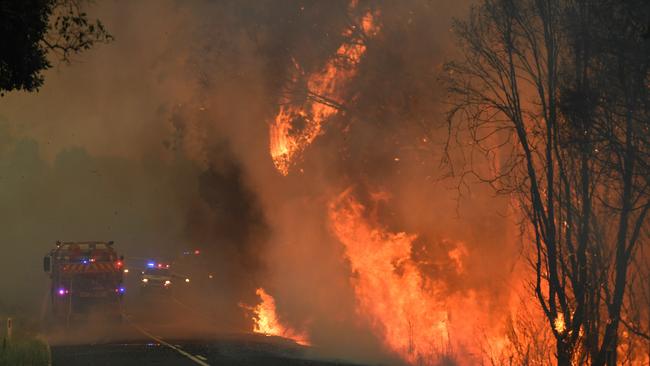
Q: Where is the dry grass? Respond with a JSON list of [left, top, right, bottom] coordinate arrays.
[[0, 313, 49, 366], [0, 337, 49, 366]]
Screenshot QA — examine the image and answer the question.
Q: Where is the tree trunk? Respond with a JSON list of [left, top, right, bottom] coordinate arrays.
[[557, 339, 571, 366]]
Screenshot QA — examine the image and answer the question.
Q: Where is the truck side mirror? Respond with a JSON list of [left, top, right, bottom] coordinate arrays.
[[43, 256, 51, 273]]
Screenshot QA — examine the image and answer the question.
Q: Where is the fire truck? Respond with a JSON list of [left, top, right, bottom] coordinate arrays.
[[43, 241, 125, 323]]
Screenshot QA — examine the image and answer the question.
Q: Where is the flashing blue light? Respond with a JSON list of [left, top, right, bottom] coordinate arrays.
[[82, 259, 89, 265], [146, 262, 155, 268], [118, 287, 126, 293]]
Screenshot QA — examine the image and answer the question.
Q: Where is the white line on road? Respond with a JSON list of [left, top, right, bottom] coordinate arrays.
[[130, 323, 210, 366], [171, 297, 218, 326]]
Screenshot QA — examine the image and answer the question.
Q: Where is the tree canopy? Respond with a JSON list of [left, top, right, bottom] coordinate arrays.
[[0, 0, 112, 95]]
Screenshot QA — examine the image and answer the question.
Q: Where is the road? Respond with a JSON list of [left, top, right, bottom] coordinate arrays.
[[46, 288, 365, 366], [51, 336, 361, 366]]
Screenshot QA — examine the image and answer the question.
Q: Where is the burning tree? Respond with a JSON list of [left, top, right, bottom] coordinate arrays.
[[268, 1, 378, 176], [444, 0, 649, 365]]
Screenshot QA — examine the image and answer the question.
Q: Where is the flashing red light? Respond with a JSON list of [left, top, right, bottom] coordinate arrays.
[[157, 263, 163, 268], [116, 261, 123, 268], [194, 249, 200, 255]]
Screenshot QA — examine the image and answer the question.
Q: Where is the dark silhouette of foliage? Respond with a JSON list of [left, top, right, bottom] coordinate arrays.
[[0, 0, 112, 95]]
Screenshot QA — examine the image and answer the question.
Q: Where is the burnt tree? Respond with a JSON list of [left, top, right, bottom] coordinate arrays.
[[444, 0, 649, 364]]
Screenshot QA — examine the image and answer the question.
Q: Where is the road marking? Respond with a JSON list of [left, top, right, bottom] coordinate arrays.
[[196, 355, 208, 361], [172, 297, 193, 310], [171, 297, 217, 326], [130, 323, 210, 366]]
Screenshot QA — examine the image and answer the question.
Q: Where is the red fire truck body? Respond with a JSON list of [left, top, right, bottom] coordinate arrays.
[[44, 241, 124, 321]]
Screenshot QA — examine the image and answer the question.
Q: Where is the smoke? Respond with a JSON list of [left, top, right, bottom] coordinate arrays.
[[0, 130, 198, 314], [0, 0, 524, 364]]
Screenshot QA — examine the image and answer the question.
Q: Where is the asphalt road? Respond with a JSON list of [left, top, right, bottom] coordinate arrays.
[[46, 288, 367, 366], [51, 336, 362, 366]]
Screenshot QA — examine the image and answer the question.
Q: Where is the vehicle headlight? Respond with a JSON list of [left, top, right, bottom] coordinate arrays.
[[142, 278, 148, 283], [185, 278, 190, 283], [164, 280, 171, 286]]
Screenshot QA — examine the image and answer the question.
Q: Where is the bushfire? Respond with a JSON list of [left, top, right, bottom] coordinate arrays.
[[268, 5, 379, 175], [328, 189, 480, 365], [244, 288, 310, 346]]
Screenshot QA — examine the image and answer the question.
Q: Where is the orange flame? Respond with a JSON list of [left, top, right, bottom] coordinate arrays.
[[328, 189, 473, 365], [248, 287, 310, 346], [553, 313, 566, 334], [269, 6, 379, 175]]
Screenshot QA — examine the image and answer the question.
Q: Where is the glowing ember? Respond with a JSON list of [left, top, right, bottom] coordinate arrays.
[[553, 313, 566, 334], [269, 4, 379, 175], [329, 189, 466, 365], [248, 288, 310, 346]]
